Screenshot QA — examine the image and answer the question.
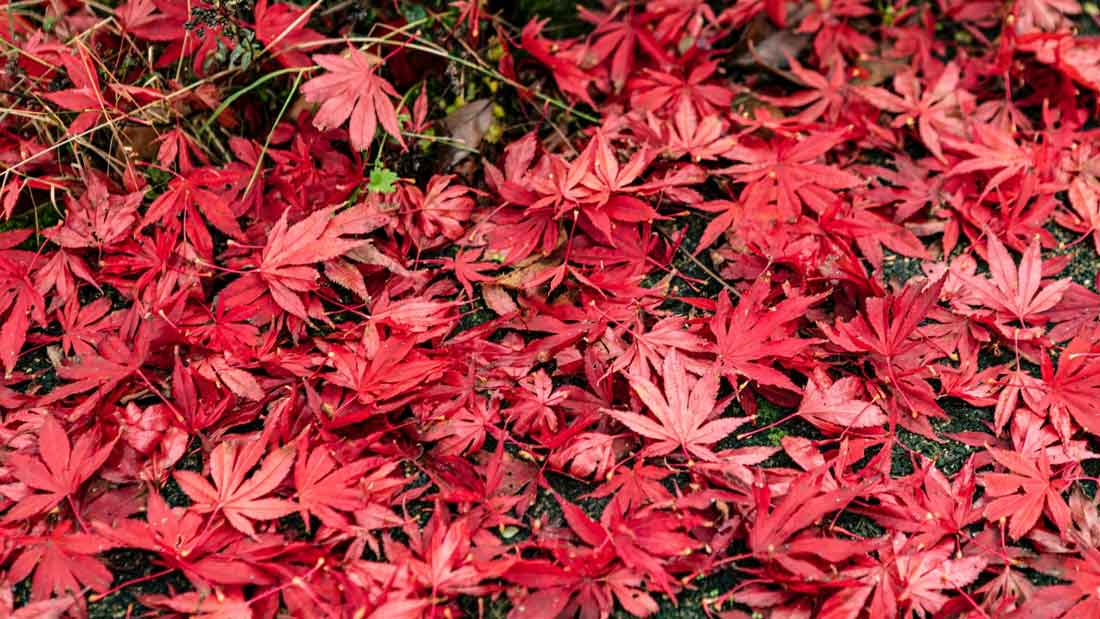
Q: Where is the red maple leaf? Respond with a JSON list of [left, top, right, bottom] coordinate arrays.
[[153, 128, 207, 174], [856, 62, 965, 162], [56, 297, 115, 357], [431, 249, 497, 298], [822, 275, 946, 430], [40, 48, 109, 135], [174, 438, 297, 537], [8, 523, 114, 602], [139, 168, 245, 259], [222, 204, 385, 321], [179, 298, 261, 358], [0, 230, 47, 378], [587, 460, 672, 514], [857, 455, 984, 551], [1041, 327, 1100, 437], [629, 59, 733, 115], [946, 123, 1036, 201], [398, 174, 476, 249], [505, 549, 657, 619], [1060, 141, 1100, 253], [605, 350, 746, 461], [301, 49, 406, 152], [94, 492, 248, 585], [720, 128, 861, 218], [566, 134, 660, 243], [1055, 35, 1100, 91], [167, 352, 233, 434], [116, 0, 231, 74], [1009, 547, 1100, 618], [39, 325, 153, 417], [748, 471, 868, 577], [980, 447, 1071, 539], [0, 590, 74, 619], [797, 369, 887, 433], [451, 0, 485, 40], [960, 233, 1070, 337], [606, 314, 711, 382], [655, 97, 738, 161], [33, 248, 97, 315], [521, 19, 600, 106], [1013, 0, 1080, 34], [388, 508, 500, 597], [191, 354, 264, 401], [514, 495, 694, 608], [293, 443, 379, 530], [423, 395, 500, 456], [578, 4, 672, 92], [45, 174, 140, 249], [759, 55, 854, 125], [3, 415, 115, 523], [818, 534, 986, 619], [116, 0, 176, 39], [141, 591, 253, 618], [320, 337, 445, 427], [253, 0, 323, 69], [710, 277, 826, 393]]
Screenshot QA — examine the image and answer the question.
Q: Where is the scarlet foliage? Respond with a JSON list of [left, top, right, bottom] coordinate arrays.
[[2, 0, 1100, 617]]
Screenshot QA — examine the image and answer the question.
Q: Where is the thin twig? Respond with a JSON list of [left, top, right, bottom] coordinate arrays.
[[656, 228, 741, 297]]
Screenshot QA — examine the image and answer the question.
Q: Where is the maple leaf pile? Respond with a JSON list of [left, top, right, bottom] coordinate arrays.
[[5, 0, 1100, 617]]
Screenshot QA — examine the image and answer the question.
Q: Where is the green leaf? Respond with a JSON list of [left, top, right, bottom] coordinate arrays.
[[368, 166, 399, 194]]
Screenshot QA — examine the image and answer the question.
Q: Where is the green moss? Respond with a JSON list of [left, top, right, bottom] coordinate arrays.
[[279, 512, 316, 541], [89, 550, 191, 619], [1048, 222, 1100, 290], [1082, 457, 1100, 498], [498, 0, 585, 37], [543, 471, 606, 519], [455, 285, 498, 333], [1023, 567, 1070, 587], [656, 218, 726, 317], [892, 400, 991, 477], [882, 249, 926, 285], [15, 345, 57, 396], [1075, 4, 1100, 36], [11, 578, 29, 608], [458, 594, 512, 619], [615, 568, 740, 619], [832, 511, 887, 539], [161, 441, 204, 507], [717, 397, 821, 467]]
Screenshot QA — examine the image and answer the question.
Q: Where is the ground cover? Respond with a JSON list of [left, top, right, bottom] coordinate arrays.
[[2, 0, 1100, 618]]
